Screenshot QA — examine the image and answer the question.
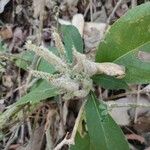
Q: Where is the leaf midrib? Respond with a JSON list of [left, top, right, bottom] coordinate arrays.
[[91, 94, 109, 150], [114, 41, 150, 63]]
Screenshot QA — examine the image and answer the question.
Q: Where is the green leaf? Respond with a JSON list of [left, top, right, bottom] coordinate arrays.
[[85, 93, 129, 150], [0, 41, 6, 52], [115, 42, 150, 83], [60, 25, 83, 63], [93, 75, 128, 89], [15, 48, 56, 74], [95, 3, 150, 87], [96, 3, 150, 62], [15, 80, 59, 106], [70, 132, 94, 150], [0, 132, 5, 140], [15, 51, 34, 70], [37, 58, 55, 74], [0, 80, 60, 130]]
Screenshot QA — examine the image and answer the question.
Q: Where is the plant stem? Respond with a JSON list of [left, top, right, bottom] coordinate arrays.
[[54, 99, 86, 150]]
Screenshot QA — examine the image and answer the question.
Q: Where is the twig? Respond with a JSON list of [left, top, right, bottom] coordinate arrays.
[[100, 0, 123, 42], [57, 96, 65, 132], [3, 78, 38, 101], [19, 124, 25, 144], [27, 118, 32, 137], [107, 102, 150, 108], [62, 101, 69, 125], [90, 0, 93, 21], [84, 3, 90, 18], [54, 99, 86, 150], [106, 0, 123, 25], [45, 109, 58, 150], [46, 129, 53, 150], [0, 53, 24, 61], [25, 56, 40, 91], [131, 0, 137, 8], [4, 124, 20, 150], [134, 85, 141, 123], [104, 89, 148, 100]]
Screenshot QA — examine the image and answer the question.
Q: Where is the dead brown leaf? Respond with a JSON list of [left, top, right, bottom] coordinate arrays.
[[126, 134, 145, 143], [133, 116, 150, 133], [116, 4, 128, 17], [0, 25, 13, 40], [9, 27, 26, 51]]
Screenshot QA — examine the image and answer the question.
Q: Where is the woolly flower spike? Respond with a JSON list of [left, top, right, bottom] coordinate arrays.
[[95, 63, 125, 78], [52, 29, 65, 55], [27, 40, 125, 100], [73, 49, 125, 78], [25, 41, 67, 72], [30, 70, 55, 81], [30, 70, 80, 94], [52, 75, 80, 93], [30, 69, 93, 100]]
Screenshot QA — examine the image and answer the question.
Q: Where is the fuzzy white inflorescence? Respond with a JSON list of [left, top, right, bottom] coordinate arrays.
[[25, 37, 125, 100], [25, 41, 67, 72]]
